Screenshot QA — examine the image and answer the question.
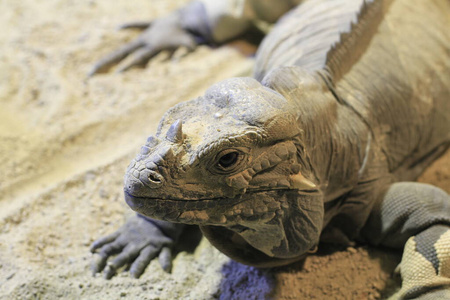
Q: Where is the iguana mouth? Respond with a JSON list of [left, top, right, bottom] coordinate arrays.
[[124, 189, 290, 225]]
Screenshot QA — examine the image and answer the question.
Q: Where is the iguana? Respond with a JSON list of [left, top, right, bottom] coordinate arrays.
[[90, 0, 450, 298]]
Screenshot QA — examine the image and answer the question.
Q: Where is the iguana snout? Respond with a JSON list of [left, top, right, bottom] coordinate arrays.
[[124, 122, 183, 195]]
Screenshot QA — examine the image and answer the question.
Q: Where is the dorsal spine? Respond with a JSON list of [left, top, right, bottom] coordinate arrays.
[[325, 0, 393, 83]]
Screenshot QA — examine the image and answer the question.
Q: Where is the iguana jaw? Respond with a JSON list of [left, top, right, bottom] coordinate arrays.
[[125, 187, 323, 258], [124, 187, 320, 225]]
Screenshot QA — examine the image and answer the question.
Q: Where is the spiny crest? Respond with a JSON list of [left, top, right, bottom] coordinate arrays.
[[326, 0, 392, 83]]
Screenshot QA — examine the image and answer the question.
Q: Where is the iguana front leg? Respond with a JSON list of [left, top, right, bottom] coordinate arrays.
[[362, 182, 450, 299]]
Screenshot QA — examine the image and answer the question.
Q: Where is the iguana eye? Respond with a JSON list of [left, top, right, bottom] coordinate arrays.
[[218, 151, 239, 168], [214, 149, 244, 172]]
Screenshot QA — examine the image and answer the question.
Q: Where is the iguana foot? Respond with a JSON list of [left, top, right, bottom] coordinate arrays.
[[88, 2, 211, 76], [90, 214, 184, 279]]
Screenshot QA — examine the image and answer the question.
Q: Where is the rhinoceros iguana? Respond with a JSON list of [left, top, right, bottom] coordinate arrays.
[[90, 0, 450, 298]]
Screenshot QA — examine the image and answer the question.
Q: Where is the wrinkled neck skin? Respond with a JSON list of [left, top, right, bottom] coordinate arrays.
[[265, 67, 369, 201], [123, 69, 367, 266], [264, 67, 371, 234]]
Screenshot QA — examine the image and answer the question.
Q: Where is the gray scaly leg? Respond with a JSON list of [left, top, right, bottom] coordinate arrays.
[[361, 182, 450, 299]]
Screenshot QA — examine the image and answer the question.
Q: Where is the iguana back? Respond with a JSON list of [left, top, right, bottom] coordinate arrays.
[[255, 0, 450, 180]]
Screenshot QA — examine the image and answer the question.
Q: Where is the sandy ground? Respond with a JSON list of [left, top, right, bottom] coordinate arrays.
[[0, 0, 448, 299]]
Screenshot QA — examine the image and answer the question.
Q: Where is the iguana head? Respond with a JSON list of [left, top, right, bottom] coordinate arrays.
[[124, 76, 324, 266]]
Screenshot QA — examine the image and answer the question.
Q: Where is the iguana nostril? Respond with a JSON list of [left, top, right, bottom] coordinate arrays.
[[148, 172, 161, 183], [142, 170, 164, 188]]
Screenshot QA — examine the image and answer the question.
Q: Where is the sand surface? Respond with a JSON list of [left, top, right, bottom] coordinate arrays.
[[0, 0, 448, 299]]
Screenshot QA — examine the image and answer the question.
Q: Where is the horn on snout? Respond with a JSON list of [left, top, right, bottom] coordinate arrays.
[[166, 119, 184, 143]]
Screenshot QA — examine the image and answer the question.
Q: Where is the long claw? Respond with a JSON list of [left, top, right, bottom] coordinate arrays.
[[117, 21, 152, 30], [116, 46, 160, 73], [130, 245, 158, 278], [158, 247, 172, 273], [90, 231, 120, 252], [98, 242, 125, 259], [103, 264, 117, 280], [107, 245, 140, 271], [88, 39, 143, 76], [91, 253, 108, 275]]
